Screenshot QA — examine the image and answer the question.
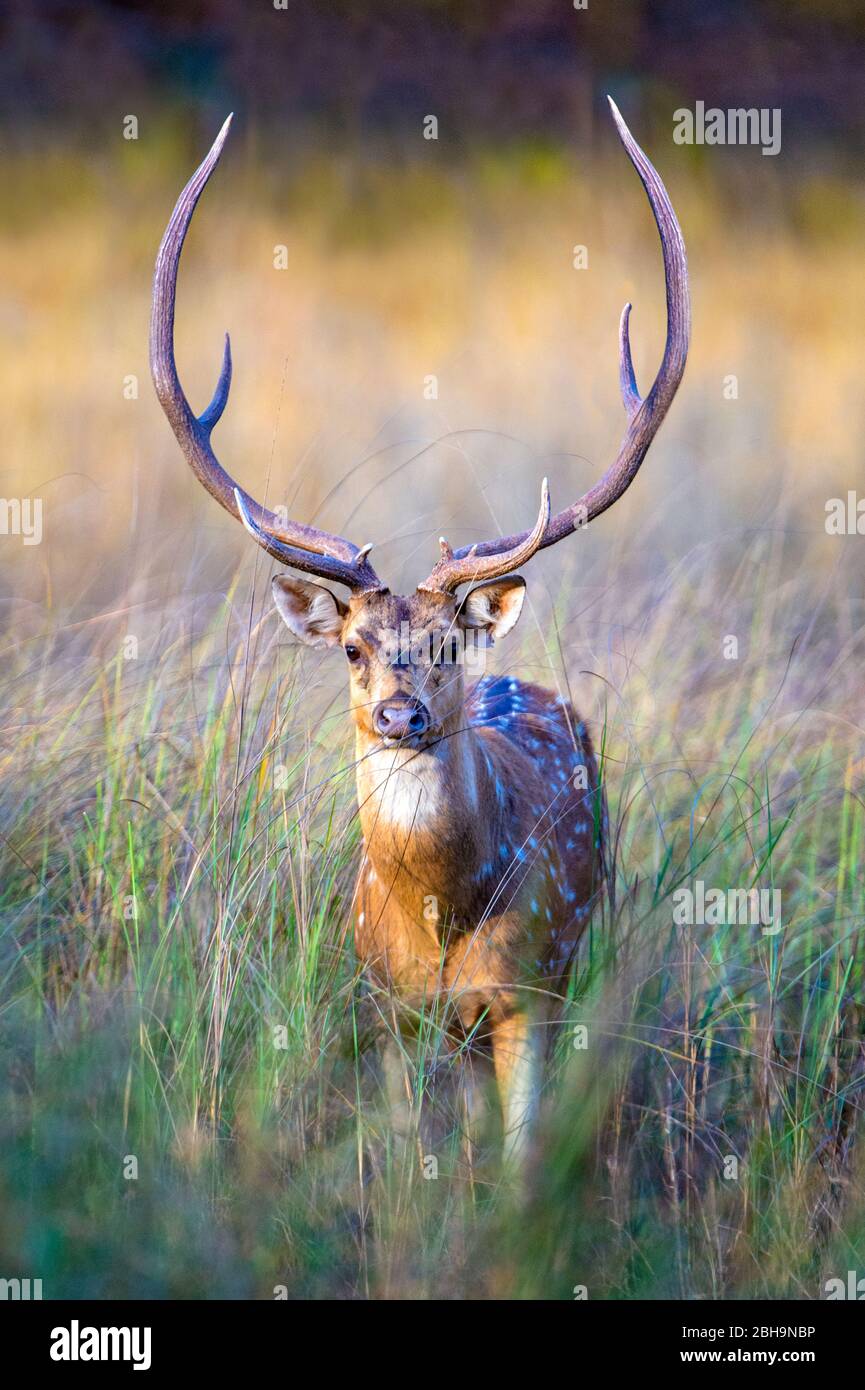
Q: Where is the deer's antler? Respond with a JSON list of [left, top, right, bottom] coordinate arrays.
[[149, 114, 385, 593], [418, 478, 551, 593], [417, 97, 690, 594]]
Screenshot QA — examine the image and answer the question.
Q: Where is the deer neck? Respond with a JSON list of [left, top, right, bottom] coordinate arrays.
[[354, 718, 496, 907]]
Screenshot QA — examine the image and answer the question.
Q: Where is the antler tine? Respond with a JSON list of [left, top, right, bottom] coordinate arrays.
[[434, 97, 689, 575], [149, 116, 385, 593], [618, 301, 641, 419], [418, 478, 550, 594]]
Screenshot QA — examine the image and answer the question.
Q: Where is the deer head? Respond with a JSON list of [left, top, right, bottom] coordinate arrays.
[[268, 577, 534, 753], [150, 101, 689, 756]]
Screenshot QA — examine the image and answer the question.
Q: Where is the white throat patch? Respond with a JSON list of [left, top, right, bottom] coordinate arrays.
[[360, 745, 444, 831]]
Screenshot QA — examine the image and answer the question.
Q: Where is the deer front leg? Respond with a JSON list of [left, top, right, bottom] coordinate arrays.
[[381, 1034, 435, 1173], [491, 1012, 541, 1167], [381, 1035, 414, 1144]]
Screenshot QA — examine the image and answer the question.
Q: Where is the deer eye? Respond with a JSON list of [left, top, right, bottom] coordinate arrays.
[[344, 644, 362, 663]]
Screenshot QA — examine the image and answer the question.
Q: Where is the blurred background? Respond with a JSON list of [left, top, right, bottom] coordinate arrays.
[[1, 0, 864, 1300], [2, 0, 864, 622]]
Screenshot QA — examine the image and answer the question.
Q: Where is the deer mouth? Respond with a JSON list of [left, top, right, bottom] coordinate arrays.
[[378, 729, 441, 752], [374, 718, 445, 753]]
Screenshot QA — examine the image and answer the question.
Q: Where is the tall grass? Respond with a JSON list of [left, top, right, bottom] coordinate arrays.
[[0, 131, 863, 1297]]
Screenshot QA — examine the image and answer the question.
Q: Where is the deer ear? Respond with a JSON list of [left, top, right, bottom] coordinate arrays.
[[272, 575, 347, 648], [457, 576, 526, 642]]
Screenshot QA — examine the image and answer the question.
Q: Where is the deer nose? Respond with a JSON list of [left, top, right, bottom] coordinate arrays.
[[372, 698, 430, 742]]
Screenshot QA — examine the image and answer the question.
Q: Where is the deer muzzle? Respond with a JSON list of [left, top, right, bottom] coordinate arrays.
[[372, 697, 431, 746]]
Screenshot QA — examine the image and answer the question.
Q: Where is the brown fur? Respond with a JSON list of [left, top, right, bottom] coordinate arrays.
[[277, 580, 605, 1159]]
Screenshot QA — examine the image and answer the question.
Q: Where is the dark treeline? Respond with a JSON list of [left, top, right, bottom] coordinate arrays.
[[2, 0, 863, 150]]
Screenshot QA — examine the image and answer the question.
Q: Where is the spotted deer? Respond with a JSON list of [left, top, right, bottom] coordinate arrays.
[[150, 100, 689, 1162]]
